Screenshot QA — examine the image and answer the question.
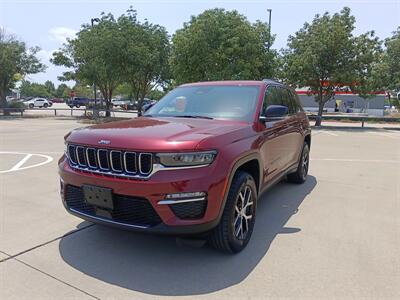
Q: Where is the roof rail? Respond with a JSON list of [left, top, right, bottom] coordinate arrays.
[[262, 78, 282, 84]]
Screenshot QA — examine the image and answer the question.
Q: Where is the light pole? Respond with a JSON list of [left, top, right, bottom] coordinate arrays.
[[91, 18, 100, 111], [267, 9, 272, 51]]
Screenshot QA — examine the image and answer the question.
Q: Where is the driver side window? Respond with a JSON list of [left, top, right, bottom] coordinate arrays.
[[262, 86, 280, 116]]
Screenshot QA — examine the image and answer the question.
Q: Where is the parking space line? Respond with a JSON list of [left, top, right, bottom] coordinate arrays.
[[0, 152, 54, 174], [13, 258, 100, 299], [311, 158, 400, 163], [10, 154, 33, 171], [368, 132, 398, 139], [0, 224, 94, 263]]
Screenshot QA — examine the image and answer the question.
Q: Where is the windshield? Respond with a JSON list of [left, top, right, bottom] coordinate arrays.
[[145, 85, 260, 122]]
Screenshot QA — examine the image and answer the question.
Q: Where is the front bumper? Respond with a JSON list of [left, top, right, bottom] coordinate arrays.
[[59, 155, 229, 235]]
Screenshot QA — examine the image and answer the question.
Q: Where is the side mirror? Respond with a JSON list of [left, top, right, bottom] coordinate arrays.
[[138, 103, 154, 117], [262, 105, 288, 120]]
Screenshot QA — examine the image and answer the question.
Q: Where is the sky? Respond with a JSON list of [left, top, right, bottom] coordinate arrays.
[[1, 0, 399, 87]]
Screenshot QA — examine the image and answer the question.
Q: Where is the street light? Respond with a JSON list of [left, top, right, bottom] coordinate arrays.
[[267, 9, 272, 51], [91, 18, 100, 114]]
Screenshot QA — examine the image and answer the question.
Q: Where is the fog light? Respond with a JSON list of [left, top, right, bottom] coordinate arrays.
[[165, 192, 206, 199]]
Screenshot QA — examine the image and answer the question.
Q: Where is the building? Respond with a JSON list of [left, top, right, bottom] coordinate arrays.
[[297, 91, 386, 116]]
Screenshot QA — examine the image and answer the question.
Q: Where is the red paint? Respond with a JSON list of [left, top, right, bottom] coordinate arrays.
[[59, 80, 311, 233]]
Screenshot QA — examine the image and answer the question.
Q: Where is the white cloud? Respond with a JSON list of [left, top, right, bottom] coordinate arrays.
[[48, 27, 77, 43]]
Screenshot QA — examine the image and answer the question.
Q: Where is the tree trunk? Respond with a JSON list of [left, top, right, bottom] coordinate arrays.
[[0, 89, 10, 116], [315, 102, 324, 126]]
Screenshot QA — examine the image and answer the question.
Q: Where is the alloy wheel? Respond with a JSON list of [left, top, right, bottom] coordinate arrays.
[[233, 185, 254, 240]]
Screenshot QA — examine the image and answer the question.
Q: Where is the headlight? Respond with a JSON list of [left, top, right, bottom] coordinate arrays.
[[157, 151, 217, 167]]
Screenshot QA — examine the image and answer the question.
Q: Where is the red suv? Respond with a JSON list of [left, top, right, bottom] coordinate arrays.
[[59, 80, 311, 253]]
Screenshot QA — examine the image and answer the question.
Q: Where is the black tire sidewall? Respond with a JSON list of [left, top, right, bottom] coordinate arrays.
[[226, 173, 257, 252]]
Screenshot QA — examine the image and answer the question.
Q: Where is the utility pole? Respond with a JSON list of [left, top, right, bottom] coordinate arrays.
[[91, 18, 100, 116], [267, 9, 272, 51]]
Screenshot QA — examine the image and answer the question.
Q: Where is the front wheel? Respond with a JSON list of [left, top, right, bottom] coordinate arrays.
[[208, 171, 257, 253], [29, 104, 34, 108], [287, 142, 309, 184], [43, 103, 48, 108]]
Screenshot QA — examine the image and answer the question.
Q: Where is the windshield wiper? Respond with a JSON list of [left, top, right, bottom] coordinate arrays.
[[172, 115, 214, 120]]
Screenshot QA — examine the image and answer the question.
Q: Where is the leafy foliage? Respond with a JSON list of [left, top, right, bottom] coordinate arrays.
[[171, 9, 277, 84], [52, 13, 124, 116], [350, 31, 383, 100], [0, 30, 45, 110], [281, 7, 384, 124], [118, 9, 170, 112], [20, 80, 52, 97]]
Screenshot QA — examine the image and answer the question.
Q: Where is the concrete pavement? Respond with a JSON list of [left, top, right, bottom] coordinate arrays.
[[1, 118, 399, 299]]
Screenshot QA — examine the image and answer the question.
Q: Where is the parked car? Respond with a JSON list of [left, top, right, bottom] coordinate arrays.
[[111, 99, 131, 108], [59, 80, 311, 253], [67, 97, 90, 108], [24, 98, 52, 108], [125, 98, 155, 111], [50, 98, 65, 103]]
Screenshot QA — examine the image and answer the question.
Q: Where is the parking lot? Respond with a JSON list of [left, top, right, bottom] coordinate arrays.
[[0, 118, 399, 299]]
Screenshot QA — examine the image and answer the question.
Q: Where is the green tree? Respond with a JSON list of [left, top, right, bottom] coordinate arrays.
[[20, 80, 51, 97], [44, 80, 56, 96], [378, 28, 400, 93], [282, 7, 358, 125], [73, 82, 93, 98], [56, 83, 70, 98], [349, 32, 383, 110], [171, 9, 277, 84], [118, 9, 170, 113], [0, 30, 45, 113], [52, 13, 124, 116]]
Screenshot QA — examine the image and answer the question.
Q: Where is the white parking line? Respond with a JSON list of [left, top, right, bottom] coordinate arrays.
[[10, 154, 33, 171], [0, 152, 54, 174], [311, 158, 400, 163], [313, 131, 339, 137], [368, 132, 398, 139]]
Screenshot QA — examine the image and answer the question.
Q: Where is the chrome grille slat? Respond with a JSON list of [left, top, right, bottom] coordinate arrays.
[[76, 146, 87, 166], [110, 150, 123, 172], [139, 153, 153, 175], [68, 145, 77, 164], [124, 152, 137, 174], [86, 148, 97, 168], [67, 144, 154, 179], [97, 149, 110, 170]]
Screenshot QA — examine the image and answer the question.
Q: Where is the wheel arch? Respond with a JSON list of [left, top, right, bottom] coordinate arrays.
[[216, 153, 262, 223]]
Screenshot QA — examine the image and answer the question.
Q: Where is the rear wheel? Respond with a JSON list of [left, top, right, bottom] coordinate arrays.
[[29, 103, 34, 108], [75, 104, 80, 108], [208, 171, 257, 253], [287, 142, 309, 184]]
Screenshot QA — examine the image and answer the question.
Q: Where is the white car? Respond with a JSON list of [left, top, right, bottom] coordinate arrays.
[[24, 98, 52, 108]]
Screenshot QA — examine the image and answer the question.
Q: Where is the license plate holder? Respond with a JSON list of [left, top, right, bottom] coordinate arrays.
[[83, 185, 114, 210]]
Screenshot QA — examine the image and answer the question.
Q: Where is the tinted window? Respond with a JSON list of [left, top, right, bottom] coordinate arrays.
[[146, 85, 260, 122]]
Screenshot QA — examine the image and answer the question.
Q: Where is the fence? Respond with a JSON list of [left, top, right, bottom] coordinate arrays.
[[0, 108, 138, 118]]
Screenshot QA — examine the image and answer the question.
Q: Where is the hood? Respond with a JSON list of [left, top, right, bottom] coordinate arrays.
[[67, 117, 249, 151]]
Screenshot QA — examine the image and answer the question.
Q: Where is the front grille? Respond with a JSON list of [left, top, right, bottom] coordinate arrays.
[[67, 144, 153, 178], [65, 185, 162, 227], [169, 200, 207, 219]]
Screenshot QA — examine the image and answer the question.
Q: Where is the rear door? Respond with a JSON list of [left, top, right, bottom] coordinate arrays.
[[279, 88, 304, 168], [259, 86, 291, 183]]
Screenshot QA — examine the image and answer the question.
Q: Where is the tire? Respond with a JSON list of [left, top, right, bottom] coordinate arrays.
[[287, 142, 310, 184], [208, 171, 257, 253], [43, 103, 48, 108], [69, 105, 74, 108], [29, 104, 34, 108], [75, 104, 80, 108]]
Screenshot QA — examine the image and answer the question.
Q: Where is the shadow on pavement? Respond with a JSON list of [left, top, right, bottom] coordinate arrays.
[[59, 176, 317, 296]]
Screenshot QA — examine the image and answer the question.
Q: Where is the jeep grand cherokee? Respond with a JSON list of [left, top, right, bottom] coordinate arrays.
[[59, 80, 311, 253]]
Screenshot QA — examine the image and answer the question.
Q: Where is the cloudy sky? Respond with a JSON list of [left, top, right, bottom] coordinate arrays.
[[1, 0, 399, 87]]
